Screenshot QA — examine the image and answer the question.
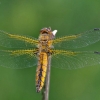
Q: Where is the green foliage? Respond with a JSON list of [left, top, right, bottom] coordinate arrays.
[[0, 0, 100, 100]]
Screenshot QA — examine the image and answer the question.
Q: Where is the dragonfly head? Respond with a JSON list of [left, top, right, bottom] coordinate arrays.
[[40, 27, 51, 34], [40, 27, 57, 39]]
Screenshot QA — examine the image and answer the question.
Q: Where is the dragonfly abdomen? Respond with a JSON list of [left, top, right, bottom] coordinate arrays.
[[36, 52, 48, 92]]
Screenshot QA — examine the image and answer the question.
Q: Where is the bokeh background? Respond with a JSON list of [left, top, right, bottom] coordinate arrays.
[[0, 0, 100, 100]]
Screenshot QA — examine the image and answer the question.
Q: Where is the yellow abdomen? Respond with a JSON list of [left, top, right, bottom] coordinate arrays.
[[36, 52, 48, 92]]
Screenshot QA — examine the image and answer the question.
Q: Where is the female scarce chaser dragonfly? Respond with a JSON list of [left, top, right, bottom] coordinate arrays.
[[0, 27, 100, 92]]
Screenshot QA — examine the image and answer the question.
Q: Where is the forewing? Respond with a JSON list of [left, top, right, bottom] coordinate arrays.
[[0, 30, 38, 48], [0, 49, 37, 69], [51, 50, 100, 69], [53, 28, 100, 49]]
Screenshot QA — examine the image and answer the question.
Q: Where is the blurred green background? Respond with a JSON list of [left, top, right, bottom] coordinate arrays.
[[0, 0, 100, 100]]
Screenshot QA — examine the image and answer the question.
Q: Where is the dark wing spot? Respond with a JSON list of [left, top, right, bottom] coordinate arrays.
[[94, 28, 100, 31], [94, 51, 100, 54]]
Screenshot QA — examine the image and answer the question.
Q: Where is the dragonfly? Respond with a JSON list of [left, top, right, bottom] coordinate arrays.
[[0, 27, 100, 92]]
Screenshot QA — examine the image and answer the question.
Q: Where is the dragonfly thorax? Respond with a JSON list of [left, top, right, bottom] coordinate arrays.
[[38, 28, 55, 50]]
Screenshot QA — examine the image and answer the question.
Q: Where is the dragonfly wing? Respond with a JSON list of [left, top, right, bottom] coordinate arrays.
[[51, 50, 100, 69], [0, 30, 38, 48], [53, 28, 100, 49], [0, 49, 37, 69]]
